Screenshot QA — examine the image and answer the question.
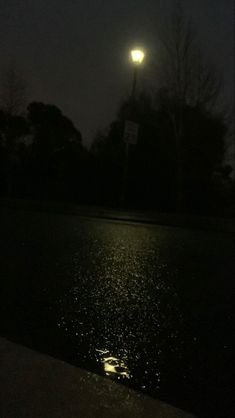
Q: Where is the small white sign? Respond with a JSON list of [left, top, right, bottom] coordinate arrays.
[[123, 120, 139, 144]]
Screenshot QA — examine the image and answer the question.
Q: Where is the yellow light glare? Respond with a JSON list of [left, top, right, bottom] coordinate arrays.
[[104, 362, 116, 374], [131, 49, 145, 64]]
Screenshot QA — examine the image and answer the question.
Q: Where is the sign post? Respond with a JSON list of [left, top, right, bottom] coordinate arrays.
[[120, 120, 139, 208], [123, 120, 139, 144]]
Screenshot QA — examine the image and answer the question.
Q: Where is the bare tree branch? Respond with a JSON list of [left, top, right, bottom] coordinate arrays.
[[157, 3, 222, 110]]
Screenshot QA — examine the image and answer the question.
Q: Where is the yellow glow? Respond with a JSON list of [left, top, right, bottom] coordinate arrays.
[[131, 49, 145, 64], [103, 356, 130, 377], [104, 362, 117, 374], [96, 349, 130, 378]]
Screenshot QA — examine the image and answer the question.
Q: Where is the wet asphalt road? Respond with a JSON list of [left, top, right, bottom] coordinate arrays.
[[0, 207, 234, 417]]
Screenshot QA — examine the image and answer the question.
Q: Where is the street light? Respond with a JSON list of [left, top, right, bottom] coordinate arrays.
[[130, 49, 145, 64], [120, 48, 145, 208], [130, 49, 145, 100]]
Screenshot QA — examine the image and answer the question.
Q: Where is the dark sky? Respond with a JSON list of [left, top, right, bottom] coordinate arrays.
[[0, 0, 234, 148]]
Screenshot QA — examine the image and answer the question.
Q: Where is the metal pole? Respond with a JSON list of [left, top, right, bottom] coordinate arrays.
[[120, 66, 138, 208], [119, 140, 129, 208], [131, 66, 138, 101]]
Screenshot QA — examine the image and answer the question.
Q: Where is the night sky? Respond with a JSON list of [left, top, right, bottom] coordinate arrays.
[[0, 0, 234, 147]]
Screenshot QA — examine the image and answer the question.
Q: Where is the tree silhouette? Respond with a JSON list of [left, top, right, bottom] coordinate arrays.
[[27, 102, 86, 200], [91, 86, 228, 213], [0, 109, 29, 196], [156, 3, 224, 210]]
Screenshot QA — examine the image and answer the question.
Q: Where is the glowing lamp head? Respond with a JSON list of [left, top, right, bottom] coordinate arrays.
[[131, 49, 145, 64]]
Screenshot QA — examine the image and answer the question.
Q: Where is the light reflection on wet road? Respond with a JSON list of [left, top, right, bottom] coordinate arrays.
[[55, 220, 182, 392], [0, 208, 234, 417]]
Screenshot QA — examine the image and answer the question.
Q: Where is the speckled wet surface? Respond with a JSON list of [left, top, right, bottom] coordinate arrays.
[[0, 207, 234, 417]]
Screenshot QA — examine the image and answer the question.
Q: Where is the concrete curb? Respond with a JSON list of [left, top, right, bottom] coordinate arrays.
[[0, 338, 196, 418], [1, 198, 234, 232]]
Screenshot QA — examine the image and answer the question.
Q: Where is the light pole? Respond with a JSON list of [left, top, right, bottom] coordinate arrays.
[[120, 48, 145, 208], [130, 49, 145, 100]]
